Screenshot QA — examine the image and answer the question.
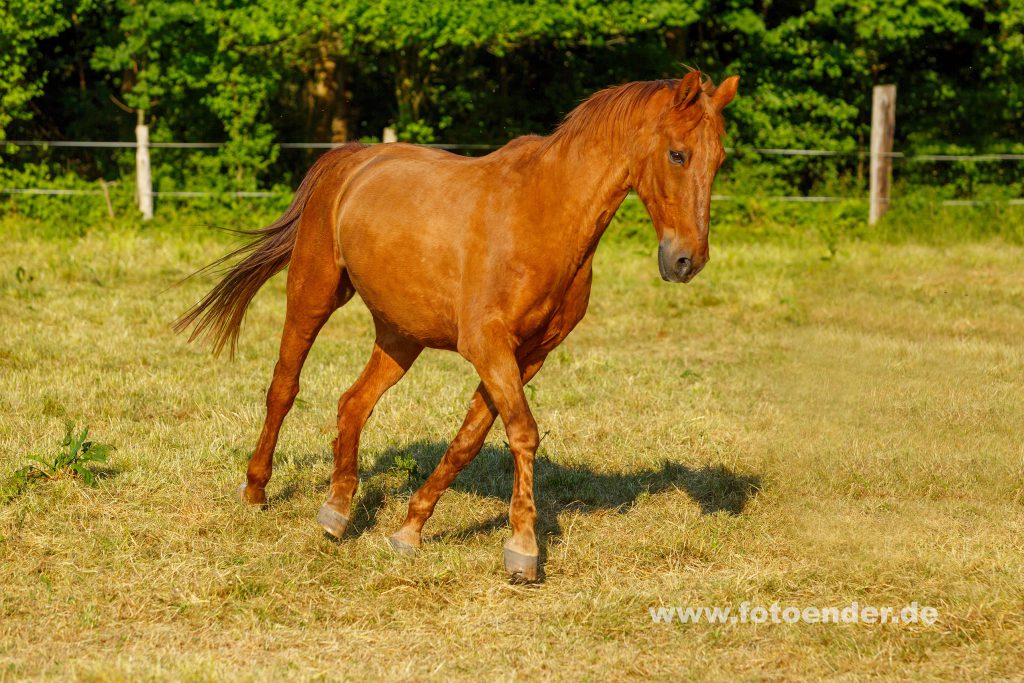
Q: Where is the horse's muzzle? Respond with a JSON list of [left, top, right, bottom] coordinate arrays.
[[658, 241, 705, 283]]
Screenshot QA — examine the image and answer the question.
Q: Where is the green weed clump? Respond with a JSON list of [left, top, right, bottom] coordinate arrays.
[[1, 422, 111, 503], [390, 453, 420, 482]]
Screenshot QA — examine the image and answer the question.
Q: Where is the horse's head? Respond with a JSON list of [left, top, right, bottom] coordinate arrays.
[[632, 71, 738, 283]]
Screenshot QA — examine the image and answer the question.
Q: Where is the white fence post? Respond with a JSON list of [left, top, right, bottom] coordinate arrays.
[[135, 112, 153, 220], [869, 84, 897, 225], [382, 126, 397, 143]]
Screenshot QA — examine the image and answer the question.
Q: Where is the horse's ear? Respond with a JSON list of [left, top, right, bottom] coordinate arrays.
[[673, 70, 703, 109], [712, 75, 740, 110]]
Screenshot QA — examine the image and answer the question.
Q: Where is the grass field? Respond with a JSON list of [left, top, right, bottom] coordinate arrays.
[[1, 206, 1023, 680]]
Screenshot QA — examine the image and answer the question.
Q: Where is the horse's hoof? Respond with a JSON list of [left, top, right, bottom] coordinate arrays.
[[317, 504, 350, 539], [237, 483, 265, 506], [388, 534, 418, 558], [503, 547, 539, 583]]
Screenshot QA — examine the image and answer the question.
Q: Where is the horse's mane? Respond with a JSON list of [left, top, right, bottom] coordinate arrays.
[[547, 71, 721, 146]]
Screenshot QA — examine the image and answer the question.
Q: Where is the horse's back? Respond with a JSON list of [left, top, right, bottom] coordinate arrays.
[[326, 138, 550, 349]]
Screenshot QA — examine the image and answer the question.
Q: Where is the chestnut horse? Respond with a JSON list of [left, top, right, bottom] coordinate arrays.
[[176, 70, 738, 581]]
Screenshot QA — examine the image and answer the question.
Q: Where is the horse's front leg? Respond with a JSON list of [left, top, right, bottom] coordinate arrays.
[[462, 331, 543, 581], [389, 352, 545, 556], [389, 381, 497, 554]]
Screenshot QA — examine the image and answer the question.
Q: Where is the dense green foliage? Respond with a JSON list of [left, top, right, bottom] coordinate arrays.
[[1, 0, 1023, 197]]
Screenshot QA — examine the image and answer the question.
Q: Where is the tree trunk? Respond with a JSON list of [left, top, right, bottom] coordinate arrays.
[[395, 48, 428, 133], [307, 39, 350, 142]]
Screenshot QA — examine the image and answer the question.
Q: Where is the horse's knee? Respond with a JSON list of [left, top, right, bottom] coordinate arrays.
[[336, 390, 374, 434], [508, 415, 539, 456], [336, 390, 356, 423], [266, 375, 299, 410]]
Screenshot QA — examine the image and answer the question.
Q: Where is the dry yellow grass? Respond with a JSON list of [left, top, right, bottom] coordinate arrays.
[[1, 215, 1022, 680]]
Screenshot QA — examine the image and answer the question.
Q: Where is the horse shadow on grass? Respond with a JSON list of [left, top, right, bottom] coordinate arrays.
[[346, 440, 762, 568]]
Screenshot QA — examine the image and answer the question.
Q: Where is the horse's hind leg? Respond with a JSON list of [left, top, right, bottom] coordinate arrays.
[[317, 322, 422, 538], [239, 221, 350, 505]]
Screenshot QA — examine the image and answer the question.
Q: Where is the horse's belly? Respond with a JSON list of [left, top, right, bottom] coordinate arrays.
[[339, 207, 464, 350], [356, 276, 460, 351]]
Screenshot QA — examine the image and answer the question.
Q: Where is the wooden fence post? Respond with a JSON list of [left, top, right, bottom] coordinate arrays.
[[135, 111, 153, 220], [869, 84, 897, 225], [382, 126, 397, 143], [98, 179, 115, 219]]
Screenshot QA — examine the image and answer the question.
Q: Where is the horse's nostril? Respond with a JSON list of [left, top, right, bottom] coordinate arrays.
[[676, 256, 692, 269]]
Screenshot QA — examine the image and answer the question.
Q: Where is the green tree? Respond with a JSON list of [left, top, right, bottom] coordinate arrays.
[[0, 0, 70, 141], [4, 0, 1023, 197]]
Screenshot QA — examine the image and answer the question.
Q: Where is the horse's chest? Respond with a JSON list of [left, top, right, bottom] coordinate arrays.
[[529, 265, 593, 352]]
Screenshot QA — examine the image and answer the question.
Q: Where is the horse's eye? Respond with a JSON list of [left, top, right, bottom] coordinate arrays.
[[669, 150, 688, 165]]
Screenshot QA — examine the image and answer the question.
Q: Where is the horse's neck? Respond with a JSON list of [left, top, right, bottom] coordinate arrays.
[[530, 131, 634, 265]]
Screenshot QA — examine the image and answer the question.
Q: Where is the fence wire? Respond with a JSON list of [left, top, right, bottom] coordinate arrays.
[[2, 139, 1022, 206], [6, 139, 1024, 162]]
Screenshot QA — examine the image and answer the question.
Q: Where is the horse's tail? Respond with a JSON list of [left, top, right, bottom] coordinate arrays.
[[173, 143, 365, 357]]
